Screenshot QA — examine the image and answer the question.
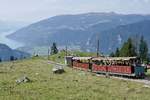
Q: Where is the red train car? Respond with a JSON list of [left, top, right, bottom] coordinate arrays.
[[107, 66, 132, 74], [92, 57, 136, 76], [72, 57, 92, 71], [66, 56, 146, 78], [92, 64, 107, 72]]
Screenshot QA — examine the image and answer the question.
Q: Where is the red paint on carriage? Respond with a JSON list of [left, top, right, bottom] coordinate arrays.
[[66, 56, 145, 78], [73, 61, 89, 70], [107, 66, 132, 74], [92, 64, 107, 72], [92, 63, 132, 74]]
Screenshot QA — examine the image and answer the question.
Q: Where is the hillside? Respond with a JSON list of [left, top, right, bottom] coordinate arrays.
[[0, 43, 30, 61], [7, 12, 150, 54], [1, 57, 150, 100], [89, 20, 150, 53]]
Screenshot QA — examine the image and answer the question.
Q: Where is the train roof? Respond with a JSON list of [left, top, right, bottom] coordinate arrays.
[[72, 57, 92, 60], [65, 56, 73, 57], [92, 57, 137, 61]]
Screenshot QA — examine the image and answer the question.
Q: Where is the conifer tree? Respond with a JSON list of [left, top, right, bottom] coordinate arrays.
[[119, 38, 137, 57], [10, 56, 14, 61], [50, 42, 58, 55], [115, 48, 120, 57], [139, 36, 149, 63], [110, 52, 115, 57]]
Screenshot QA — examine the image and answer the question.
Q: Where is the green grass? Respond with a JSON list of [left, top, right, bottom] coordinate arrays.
[[48, 51, 66, 64], [0, 57, 150, 100]]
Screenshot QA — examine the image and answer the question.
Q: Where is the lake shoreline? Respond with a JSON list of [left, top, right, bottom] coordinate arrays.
[[0, 31, 24, 49]]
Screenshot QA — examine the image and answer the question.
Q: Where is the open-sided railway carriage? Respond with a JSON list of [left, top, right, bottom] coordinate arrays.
[[92, 57, 146, 78], [72, 57, 92, 71], [65, 56, 147, 78]]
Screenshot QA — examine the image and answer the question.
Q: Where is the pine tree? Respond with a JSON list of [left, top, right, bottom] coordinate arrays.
[[119, 38, 137, 57], [128, 38, 137, 56], [50, 42, 58, 55], [10, 56, 14, 61], [119, 42, 128, 57], [139, 36, 149, 63], [115, 48, 120, 57], [110, 52, 115, 57]]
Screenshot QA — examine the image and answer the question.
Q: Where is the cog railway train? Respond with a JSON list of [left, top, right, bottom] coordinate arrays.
[[65, 56, 147, 78]]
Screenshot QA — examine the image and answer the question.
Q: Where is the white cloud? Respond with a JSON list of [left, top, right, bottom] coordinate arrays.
[[0, 0, 149, 22], [144, 0, 150, 3]]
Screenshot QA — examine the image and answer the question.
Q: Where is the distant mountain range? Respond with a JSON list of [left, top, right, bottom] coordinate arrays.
[[89, 20, 150, 53], [7, 12, 150, 54], [0, 43, 30, 61]]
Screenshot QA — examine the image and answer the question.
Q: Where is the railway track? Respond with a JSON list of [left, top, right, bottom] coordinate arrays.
[[48, 61, 65, 66], [110, 75, 150, 85]]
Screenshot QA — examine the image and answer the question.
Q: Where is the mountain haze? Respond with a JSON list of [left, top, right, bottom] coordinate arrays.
[[89, 20, 150, 53], [7, 12, 150, 54], [0, 43, 30, 61]]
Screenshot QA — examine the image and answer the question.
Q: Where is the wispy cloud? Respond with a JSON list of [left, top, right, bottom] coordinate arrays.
[[0, 0, 149, 22]]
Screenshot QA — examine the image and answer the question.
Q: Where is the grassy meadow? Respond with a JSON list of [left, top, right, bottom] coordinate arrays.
[[0, 56, 150, 100], [48, 51, 97, 64]]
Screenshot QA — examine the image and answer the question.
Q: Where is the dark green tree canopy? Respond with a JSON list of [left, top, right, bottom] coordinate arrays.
[[110, 36, 149, 63], [119, 38, 137, 57], [115, 48, 120, 57], [50, 42, 58, 55], [139, 36, 149, 62], [110, 52, 115, 57], [10, 56, 14, 61]]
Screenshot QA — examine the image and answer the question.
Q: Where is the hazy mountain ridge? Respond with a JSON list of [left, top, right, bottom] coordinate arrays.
[[0, 43, 30, 61], [89, 20, 150, 53], [7, 12, 150, 54]]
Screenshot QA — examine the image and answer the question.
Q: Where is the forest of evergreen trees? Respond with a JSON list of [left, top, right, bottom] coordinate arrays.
[[110, 36, 149, 63]]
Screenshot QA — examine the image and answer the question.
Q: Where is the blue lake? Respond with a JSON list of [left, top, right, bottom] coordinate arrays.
[[0, 31, 24, 49]]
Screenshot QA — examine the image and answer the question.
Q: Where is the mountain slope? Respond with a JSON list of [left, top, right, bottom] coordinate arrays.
[[8, 12, 150, 46], [7, 12, 150, 54], [0, 43, 30, 61], [89, 20, 150, 53]]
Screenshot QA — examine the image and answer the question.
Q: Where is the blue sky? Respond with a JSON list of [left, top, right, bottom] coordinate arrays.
[[0, 0, 150, 22]]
